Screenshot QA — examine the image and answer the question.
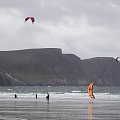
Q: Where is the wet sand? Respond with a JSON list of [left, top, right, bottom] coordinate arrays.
[[0, 96, 120, 120]]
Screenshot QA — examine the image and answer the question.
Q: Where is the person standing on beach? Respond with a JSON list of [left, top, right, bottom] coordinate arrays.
[[36, 94, 37, 99], [14, 94, 18, 99], [46, 93, 49, 102]]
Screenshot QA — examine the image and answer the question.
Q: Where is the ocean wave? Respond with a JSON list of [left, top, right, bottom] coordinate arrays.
[[0, 92, 120, 99]]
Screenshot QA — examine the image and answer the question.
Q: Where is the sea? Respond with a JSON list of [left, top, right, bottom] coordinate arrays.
[[0, 86, 120, 99], [0, 86, 120, 119]]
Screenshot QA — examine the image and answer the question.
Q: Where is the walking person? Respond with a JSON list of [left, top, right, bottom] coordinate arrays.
[[46, 92, 49, 103], [36, 94, 37, 99], [14, 94, 18, 99]]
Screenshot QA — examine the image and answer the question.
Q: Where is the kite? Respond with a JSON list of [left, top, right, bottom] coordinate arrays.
[[116, 57, 120, 62], [88, 82, 95, 99], [25, 17, 35, 24]]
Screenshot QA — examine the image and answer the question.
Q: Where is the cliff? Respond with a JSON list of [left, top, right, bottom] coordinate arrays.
[[0, 48, 119, 86]]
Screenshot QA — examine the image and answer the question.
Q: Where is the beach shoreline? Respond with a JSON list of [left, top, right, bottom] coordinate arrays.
[[0, 96, 120, 120]]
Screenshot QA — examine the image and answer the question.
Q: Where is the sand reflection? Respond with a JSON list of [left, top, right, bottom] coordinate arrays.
[[88, 99, 94, 120]]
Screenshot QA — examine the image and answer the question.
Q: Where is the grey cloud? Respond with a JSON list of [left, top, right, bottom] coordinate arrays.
[[0, 0, 120, 59]]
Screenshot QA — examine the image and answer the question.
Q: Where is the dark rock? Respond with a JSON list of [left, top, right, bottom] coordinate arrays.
[[0, 49, 120, 86]]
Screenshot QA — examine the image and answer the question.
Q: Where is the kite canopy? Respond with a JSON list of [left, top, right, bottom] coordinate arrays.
[[25, 17, 35, 24], [88, 82, 95, 99], [116, 57, 120, 62]]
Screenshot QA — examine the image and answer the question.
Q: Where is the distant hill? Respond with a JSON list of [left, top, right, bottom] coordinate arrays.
[[81, 57, 120, 86], [0, 48, 119, 86]]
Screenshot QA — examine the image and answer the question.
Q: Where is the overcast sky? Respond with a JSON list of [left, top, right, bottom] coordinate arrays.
[[0, 0, 120, 59]]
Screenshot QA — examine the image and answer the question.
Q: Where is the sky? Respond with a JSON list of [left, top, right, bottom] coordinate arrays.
[[0, 0, 120, 59]]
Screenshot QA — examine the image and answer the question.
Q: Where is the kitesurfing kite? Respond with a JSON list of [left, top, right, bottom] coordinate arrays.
[[88, 82, 95, 99], [116, 57, 120, 62], [25, 17, 35, 24]]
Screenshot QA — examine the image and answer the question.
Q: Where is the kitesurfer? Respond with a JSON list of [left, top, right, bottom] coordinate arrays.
[[14, 94, 18, 99], [46, 93, 49, 102], [36, 94, 37, 99]]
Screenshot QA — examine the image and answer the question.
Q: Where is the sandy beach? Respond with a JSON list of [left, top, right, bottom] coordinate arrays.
[[0, 96, 120, 120]]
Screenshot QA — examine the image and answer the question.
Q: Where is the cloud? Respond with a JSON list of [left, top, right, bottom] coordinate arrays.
[[0, 0, 120, 59]]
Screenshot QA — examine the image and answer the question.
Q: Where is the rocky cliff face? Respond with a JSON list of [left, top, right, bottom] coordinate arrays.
[[81, 57, 120, 86], [0, 69, 25, 86], [0, 48, 119, 86]]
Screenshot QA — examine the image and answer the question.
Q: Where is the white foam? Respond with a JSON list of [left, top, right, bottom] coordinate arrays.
[[72, 91, 81, 93], [0, 91, 120, 100]]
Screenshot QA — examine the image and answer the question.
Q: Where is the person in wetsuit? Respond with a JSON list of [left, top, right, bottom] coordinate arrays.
[[14, 94, 18, 99], [46, 93, 49, 102]]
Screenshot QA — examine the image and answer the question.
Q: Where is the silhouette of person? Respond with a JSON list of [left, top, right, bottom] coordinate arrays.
[[14, 94, 18, 99], [36, 94, 37, 99], [46, 93, 49, 102]]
